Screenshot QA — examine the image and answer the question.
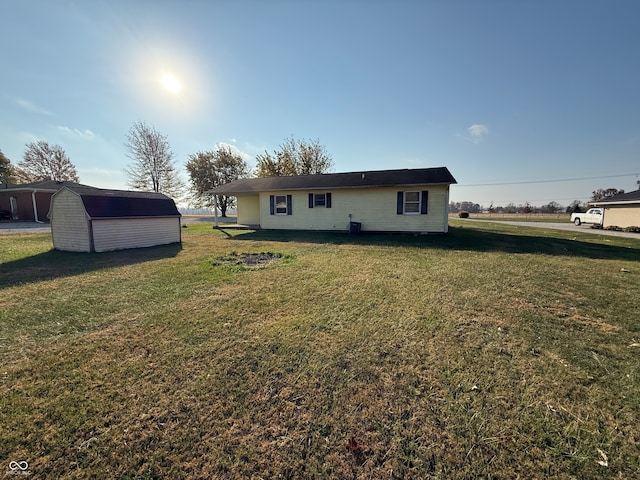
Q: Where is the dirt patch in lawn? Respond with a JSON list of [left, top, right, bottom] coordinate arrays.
[[215, 252, 284, 267]]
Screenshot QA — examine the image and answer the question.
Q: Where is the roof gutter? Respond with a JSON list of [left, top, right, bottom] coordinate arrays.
[[209, 182, 456, 196], [590, 200, 640, 207]]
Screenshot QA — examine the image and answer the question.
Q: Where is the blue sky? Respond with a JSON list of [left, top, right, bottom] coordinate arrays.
[[1, 0, 639, 207]]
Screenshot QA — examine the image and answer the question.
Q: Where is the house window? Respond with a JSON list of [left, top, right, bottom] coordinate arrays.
[[269, 194, 292, 215], [275, 195, 287, 214], [397, 191, 428, 215], [404, 191, 421, 214], [308, 192, 332, 208]]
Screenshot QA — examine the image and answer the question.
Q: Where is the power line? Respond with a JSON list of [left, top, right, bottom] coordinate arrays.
[[457, 172, 639, 187]]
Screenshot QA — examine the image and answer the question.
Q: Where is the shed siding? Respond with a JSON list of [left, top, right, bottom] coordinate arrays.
[[259, 185, 450, 233], [603, 206, 640, 228], [50, 189, 91, 252], [92, 217, 180, 252], [236, 195, 260, 225]]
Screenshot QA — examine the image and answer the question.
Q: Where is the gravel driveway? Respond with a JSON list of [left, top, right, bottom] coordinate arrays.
[[0, 222, 52, 235]]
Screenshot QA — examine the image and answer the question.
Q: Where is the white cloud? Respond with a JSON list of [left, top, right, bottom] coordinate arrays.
[[466, 124, 489, 143], [16, 98, 54, 116], [57, 126, 96, 139], [215, 142, 251, 161]]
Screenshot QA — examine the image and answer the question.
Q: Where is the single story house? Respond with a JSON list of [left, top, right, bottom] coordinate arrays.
[[589, 189, 640, 228], [49, 184, 181, 252], [0, 180, 72, 222], [210, 167, 457, 234]]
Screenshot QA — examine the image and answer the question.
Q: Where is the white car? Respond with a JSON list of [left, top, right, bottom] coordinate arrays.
[[570, 208, 603, 226]]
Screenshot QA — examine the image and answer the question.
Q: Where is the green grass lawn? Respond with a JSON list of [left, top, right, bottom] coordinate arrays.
[[1, 221, 638, 479]]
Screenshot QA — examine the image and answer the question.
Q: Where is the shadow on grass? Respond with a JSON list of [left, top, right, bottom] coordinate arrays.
[[219, 226, 640, 261], [0, 243, 182, 289]]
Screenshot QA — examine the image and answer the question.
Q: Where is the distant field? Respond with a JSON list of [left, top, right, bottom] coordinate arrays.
[[1, 221, 638, 478], [450, 212, 571, 223]]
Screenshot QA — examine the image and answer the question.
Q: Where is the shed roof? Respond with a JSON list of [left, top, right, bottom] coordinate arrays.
[[58, 185, 180, 218], [1, 180, 86, 191], [210, 167, 457, 195], [590, 189, 640, 206]]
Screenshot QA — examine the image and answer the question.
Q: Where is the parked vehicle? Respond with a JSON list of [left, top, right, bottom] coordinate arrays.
[[0, 210, 12, 221], [570, 208, 603, 226]]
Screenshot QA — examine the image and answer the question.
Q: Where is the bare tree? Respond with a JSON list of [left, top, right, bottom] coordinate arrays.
[[18, 141, 79, 182], [185, 145, 250, 216], [124, 121, 185, 198], [255, 137, 333, 177]]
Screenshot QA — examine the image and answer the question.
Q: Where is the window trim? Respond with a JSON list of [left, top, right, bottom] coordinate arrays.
[[308, 192, 332, 208], [403, 191, 421, 215], [397, 190, 428, 215], [269, 194, 292, 215]]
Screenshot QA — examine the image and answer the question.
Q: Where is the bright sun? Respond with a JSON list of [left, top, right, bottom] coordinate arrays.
[[160, 72, 182, 95]]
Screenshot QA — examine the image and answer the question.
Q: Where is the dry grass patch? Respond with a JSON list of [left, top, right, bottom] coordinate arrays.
[[1, 223, 639, 478]]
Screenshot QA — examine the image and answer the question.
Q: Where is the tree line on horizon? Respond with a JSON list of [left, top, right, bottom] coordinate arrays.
[[449, 187, 627, 215], [1, 122, 627, 217]]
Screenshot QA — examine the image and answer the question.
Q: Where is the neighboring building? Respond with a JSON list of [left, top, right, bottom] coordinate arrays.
[[211, 167, 457, 234], [589, 189, 640, 228], [0, 180, 71, 222], [49, 185, 181, 252]]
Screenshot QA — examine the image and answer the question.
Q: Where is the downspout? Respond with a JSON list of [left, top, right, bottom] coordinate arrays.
[[444, 186, 450, 233], [31, 190, 44, 223], [213, 194, 219, 228]]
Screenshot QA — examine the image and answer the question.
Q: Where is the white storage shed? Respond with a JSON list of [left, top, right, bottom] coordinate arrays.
[[49, 185, 181, 252]]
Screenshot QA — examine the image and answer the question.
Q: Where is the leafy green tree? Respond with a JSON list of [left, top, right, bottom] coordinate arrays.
[[255, 137, 333, 177], [124, 121, 185, 198], [591, 188, 624, 201], [0, 149, 14, 183], [185, 145, 250, 217], [18, 141, 79, 182]]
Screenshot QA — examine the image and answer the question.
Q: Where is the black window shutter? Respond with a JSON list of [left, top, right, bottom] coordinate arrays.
[[308, 193, 314, 208], [397, 191, 404, 214], [326, 192, 332, 208], [421, 191, 428, 214], [269, 195, 275, 215], [286, 195, 292, 215]]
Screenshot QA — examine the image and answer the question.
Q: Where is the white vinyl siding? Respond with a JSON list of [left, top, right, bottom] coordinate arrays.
[[258, 185, 450, 233], [236, 195, 260, 226], [50, 189, 91, 252], [92, 217, 181, 252]]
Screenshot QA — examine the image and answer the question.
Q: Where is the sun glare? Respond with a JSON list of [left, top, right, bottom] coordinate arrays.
[[160, 72, 182, 95]]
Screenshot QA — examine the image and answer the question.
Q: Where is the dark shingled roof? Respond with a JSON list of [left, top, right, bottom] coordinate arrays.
[[62, 185, 180, 218], [590, 189, 640, 205], [211, 167, 457, 195], [1, 180, 87, 191]]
